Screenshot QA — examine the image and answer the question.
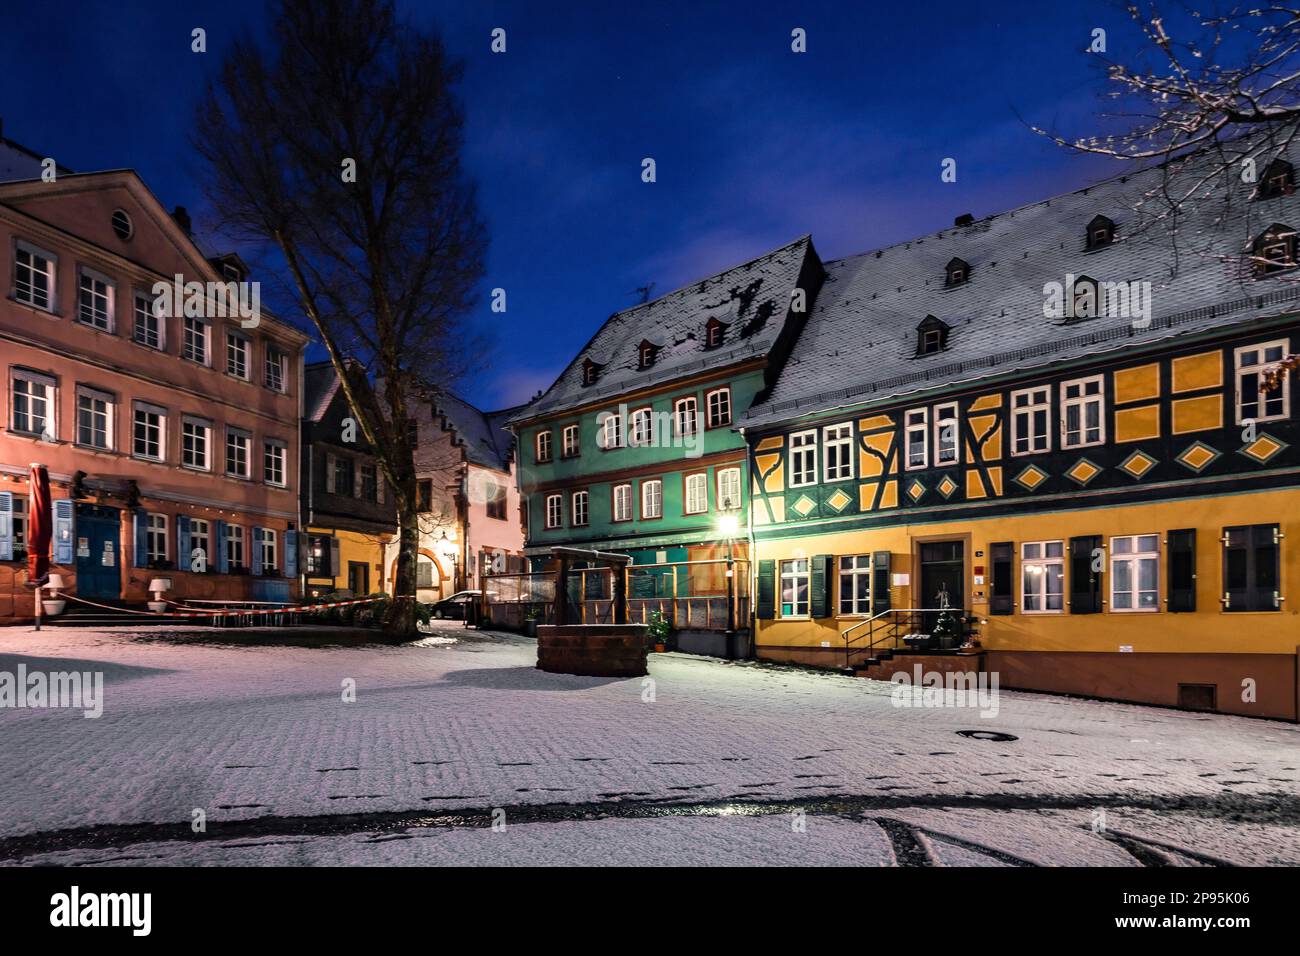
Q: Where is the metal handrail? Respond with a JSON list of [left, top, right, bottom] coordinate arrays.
[[841, 607, 954, 670]]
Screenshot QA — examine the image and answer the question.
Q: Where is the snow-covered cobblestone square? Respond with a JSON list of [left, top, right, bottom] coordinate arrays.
[[1, 626, 1297, 866]]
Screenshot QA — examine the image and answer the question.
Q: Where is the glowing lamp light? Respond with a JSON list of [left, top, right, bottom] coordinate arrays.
[[717, 513, 741, 538]]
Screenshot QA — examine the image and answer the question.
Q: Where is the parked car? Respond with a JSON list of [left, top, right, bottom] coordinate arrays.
[[430, 590, 484, 620]]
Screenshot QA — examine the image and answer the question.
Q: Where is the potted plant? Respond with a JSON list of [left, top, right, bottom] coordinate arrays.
[[647, 611, 671, 653], [523, 607, 540, 638]]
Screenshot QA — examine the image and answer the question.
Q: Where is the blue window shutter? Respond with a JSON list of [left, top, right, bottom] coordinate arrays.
[[134, 510, 148, 568], [285, 530, 299, 578], [177, 515, 192, 571], [214, 519, 228, 573], [251, 527, 264, 576], [0, 492, 12, 562], [53, 500, 74, 565]]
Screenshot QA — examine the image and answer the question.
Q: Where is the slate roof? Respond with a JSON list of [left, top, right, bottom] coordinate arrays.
[[742, 145, 1300, 430], [510, 234, 816, 422], [304, 361, 343, 423], [435, 392, 521, 472]]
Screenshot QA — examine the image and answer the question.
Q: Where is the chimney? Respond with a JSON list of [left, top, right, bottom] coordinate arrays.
[[954, 213, 974, 227], [171, 205, 192, 236]]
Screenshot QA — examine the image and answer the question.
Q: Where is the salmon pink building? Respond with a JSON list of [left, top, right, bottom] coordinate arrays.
[[0, 167, 309, 621]]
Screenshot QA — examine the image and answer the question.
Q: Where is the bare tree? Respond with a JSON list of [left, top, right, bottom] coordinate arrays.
[[1033, 3, 1300, 266], [195, 0, 487, 633]]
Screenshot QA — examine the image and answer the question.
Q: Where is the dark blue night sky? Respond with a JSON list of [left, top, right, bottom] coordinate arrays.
[[1, 0, 1129, 408]]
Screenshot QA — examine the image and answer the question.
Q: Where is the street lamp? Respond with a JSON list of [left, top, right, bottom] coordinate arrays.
[[437, 530, 458, 598], [717, 505, 741, 654]]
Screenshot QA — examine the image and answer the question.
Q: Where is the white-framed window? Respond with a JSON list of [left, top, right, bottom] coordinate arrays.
[[562, 424, 579, 457], [226, 524, 245, 570], [1011, 385, 1051, 455], [600, 412, 623, 449], [14, 241, 56, 311], [780, 558, 810, 618], [571, 490, 589, 526], [641, 479, 663, 519], [182, 317, 209, 365], [544, 494, 562, 529], [132, 401, 166, 461], [1235, 340, 1289, 423], [789, 430, 817, 487], [613, 483, 632, 522], [11, 495, 28, 554], [264, 344, 287, 392], [1111, 534, 1160, 612], [905, 408, 928, 470], [629, 407, 653, 446], [1060, 375, 1105, 448], [684, 472, 708, 515], [190, 518, 210, 570], [716, 467, 742, 511], [77, 266, 114, 331], [146, 513, 168, 564], [823, 423, 854, 482], [75, 386, 114, 450], [838, 554, 872, 615], [181, 417, 211, 470], [674, 397, 698, 436], [535, 429, 553, 462], [10, 369, 57, 440], [226, 332, 249, 379], [261, 529, 278, 574], [263, 440, 287, 487], [133, 291, 163, 349], [1021, 540, 1064, 613], [706, 387, 732, 428], [934, 402, 959, 466], [225, 429, 251, 478]]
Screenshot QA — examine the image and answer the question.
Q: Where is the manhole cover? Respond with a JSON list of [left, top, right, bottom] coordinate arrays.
[[956, 730, 1018, 742]]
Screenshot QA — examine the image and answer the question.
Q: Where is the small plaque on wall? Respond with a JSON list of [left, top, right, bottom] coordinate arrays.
[[892, 573, 909, 586]]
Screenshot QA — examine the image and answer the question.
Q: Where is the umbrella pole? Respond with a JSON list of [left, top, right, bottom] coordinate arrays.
[[34, 581, 42, 632]]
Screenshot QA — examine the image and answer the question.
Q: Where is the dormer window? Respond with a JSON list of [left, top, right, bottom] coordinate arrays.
[[1070, 275, 1099, 319], [1252, 223, 1298, 276], [1256, 159, 1295, 200], [915, 315, 950, 356], [1086, 215, 1115, 250], [944, 257, 970, 287], [705, 317, 728, 349], [638, 339, 659, 369], [581, 358, 603, 386]]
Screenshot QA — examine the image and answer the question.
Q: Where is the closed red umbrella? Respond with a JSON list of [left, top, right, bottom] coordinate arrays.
[[27, 463, 51, 586]]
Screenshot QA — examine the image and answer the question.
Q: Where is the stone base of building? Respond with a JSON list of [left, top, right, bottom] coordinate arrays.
[[756, 644, 1300, 721], [676, 629, 751, 660]]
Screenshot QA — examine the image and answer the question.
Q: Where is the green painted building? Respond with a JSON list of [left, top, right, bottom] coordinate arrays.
[[508, 235, 826, 634]]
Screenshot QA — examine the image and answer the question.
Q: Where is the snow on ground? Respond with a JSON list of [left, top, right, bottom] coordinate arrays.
[[1, 624, 1298, 866]]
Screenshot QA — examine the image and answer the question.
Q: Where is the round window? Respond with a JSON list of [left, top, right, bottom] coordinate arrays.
[[111, 209, 133, 241]]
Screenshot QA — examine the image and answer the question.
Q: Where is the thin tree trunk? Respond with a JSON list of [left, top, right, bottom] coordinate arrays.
[[384, 493, 419, 635]]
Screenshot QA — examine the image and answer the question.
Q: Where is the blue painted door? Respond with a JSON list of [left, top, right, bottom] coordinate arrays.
[[74, 504, 122, 601]]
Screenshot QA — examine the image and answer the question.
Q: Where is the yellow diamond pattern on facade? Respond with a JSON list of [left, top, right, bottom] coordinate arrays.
[[937, 476, 958, 498], [791, 495, 816, 517], [1175, 442, 1219, 474], [1118, 450, 1157, 479], [825, 489, 851, 513], [1065, 458, 1101, 485], [1239, 433, 1286, 464], [1012, 464, 1048, 491], [907, 479, 925, 501]]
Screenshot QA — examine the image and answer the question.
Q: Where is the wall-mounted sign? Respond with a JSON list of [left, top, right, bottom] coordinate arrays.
[[892, 573, 910, 586], [76, 537, 90, 558]]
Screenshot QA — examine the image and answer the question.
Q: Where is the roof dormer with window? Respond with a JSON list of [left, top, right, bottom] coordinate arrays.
[[1256, 158, 1295, 200], [944, 257, 970, 288], [915, 315, 950, 356], [1252, 223, 1298, 276], [1085, 215, 1115, 250], [581, 358, 603, 386], [705, 316, 728, 349]]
